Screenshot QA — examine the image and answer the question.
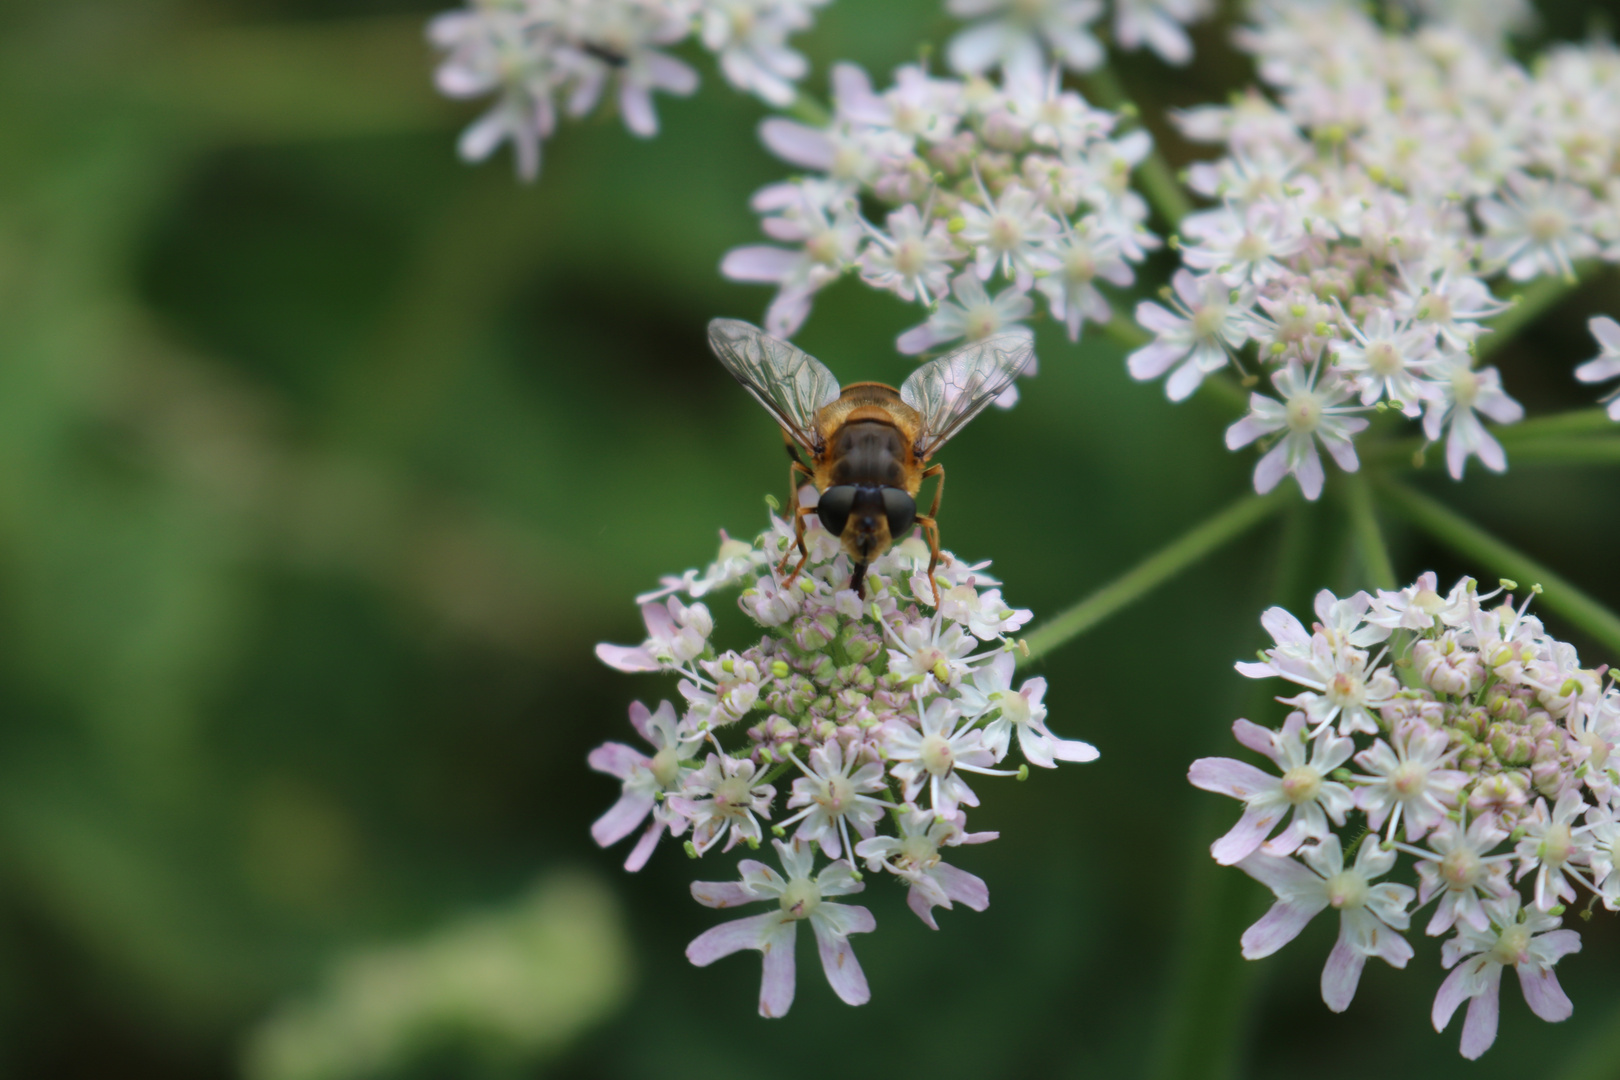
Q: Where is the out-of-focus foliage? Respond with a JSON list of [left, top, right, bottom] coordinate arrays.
[[244, 873, 631, 1080], [0, 0, 1617, 1078]]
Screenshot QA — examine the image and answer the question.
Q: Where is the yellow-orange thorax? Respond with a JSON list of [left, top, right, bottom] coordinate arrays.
[[810, 382, 924, 495]]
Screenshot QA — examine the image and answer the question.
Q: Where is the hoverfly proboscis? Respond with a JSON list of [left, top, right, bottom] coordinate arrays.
[[708, 318, 1035, 608]]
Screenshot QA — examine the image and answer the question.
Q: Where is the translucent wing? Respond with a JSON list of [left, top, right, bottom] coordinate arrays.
[[708, 318, 842, 454], [900, 333, 1036, 460]]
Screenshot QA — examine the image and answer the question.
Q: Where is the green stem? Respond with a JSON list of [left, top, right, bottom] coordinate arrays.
[[1360, 408, 1619, 469], [1482, 437, 1620, 466], [1019, 491, 1286, 665], [1341, 472, 1396, 590], [1102, 310, 1150, 349], [1477, 262, 1599, 359], [784, 92, 831, 128], [1501, 408, 1617, 440], [1377, 478, 1620, 656], [1146, 504, 1315, 1080], [1079, 67, 1194, 228]]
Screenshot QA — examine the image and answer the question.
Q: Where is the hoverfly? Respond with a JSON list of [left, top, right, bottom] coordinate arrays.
[[708, 318, 1035, 607]]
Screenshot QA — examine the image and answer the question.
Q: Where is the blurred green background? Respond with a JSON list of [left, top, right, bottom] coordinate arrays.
[[1, 1, 1619, 1077]]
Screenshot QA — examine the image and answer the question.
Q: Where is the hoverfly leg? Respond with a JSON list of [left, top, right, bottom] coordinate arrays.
[[915, 513, 943, 609], [777, 505, 815, 583]]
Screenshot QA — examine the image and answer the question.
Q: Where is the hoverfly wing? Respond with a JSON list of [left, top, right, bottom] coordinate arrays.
[[900, 332, 1035, 460], [708, 318, 842, 454]]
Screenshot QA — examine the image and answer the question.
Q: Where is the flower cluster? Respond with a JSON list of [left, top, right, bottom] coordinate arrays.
[[429, 0, 830, 179], [944, 0, 1215, 76], [723, 59, 1160, 377], [589, 509, 1096, 1015], [1191, 573, 1619, 1058], [1131, 1, 1620, 497]]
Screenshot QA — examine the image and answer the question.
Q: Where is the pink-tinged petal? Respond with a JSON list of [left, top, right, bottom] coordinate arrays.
[[1049, 736, 1100, 763], [1322, 432, 1360, 473], [1432, 960, 1475, 1032], [934, 863, 990, 911], [1213, 804, 1284, 865], [595, 643, 660, 672], [896, 323, 944, 354], [1590, 315, 1620, 352], [1260, 606, 1309, 646], [1127, 339, 1192, 381], [619, 84, 657, 137], [686, 910, 781, 966], [623, 818, 663, 872], [759, 118, 835, 170], [1460, 967, 1503, 1059], [946, 22, 1007, 74], [1516, 964, 1573, 1022], [1189, 757, 1275, 800], [1445, 423, 1471, 480], [1240, 898, 1317, 958], [758, 921, 798, 1018], [1575, 356, 1620, 382], [627, 700, 654, 741], [907, 885, 942, 930], [587, 742, 647, 780], [1232, 718, 1277, 756], [690, 880, 758, 910], [591, 790, 655, 847], [1134, 300, 1185, 336], [721, 245, 800, 283], [1226, 412, 1272, 450], [646, 52, 698, 95], [765, 290, 813, 338], [1261, 818, 1309, 857], [813, 925, 870, 1006], [1474, 426, 1506, 472], [1164, 358, 1209, 402], [1237, 849, 1320, 894], [1252, 440, 1292, 494], [1532, 928, 1583, 963], [1294, 443, 1325, 501], [1320, 935, 1366, 1013], [1233, 660, 1275, 679]]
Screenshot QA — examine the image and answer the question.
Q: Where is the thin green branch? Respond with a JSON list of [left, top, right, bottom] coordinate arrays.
[[1485, 437, 1620, 466], [1146, 504, 1315, 1080], [1103, 310, 1151, 349], [1360, 408, 1619, 469], [1019, 491, 1286, 665], [1079, 67, 1194, 228], [1477, 261, 1600, 359], [1341, 472, 1396, 590], [1500, 408, 1616, 441], [1377, 478, 1620, 657], [785, 92, 831, 128]]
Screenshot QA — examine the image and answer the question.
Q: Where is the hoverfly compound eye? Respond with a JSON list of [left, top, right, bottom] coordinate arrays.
[[881, 487, 916, 538], [815, 485, 857, 536]]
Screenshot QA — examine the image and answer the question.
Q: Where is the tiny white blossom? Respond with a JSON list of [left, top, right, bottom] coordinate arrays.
[[1225, 364, 1368, 501], [1432, 896, 1581, 1059], [1574, 315, 1620, 421], [687, 839, 874, 1017]]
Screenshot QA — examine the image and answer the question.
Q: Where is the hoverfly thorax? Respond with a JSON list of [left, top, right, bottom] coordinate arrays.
[[708, 319, 1034, 604]]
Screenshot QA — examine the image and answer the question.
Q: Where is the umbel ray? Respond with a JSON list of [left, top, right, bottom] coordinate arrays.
[[708, 319, 1034, 606]]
